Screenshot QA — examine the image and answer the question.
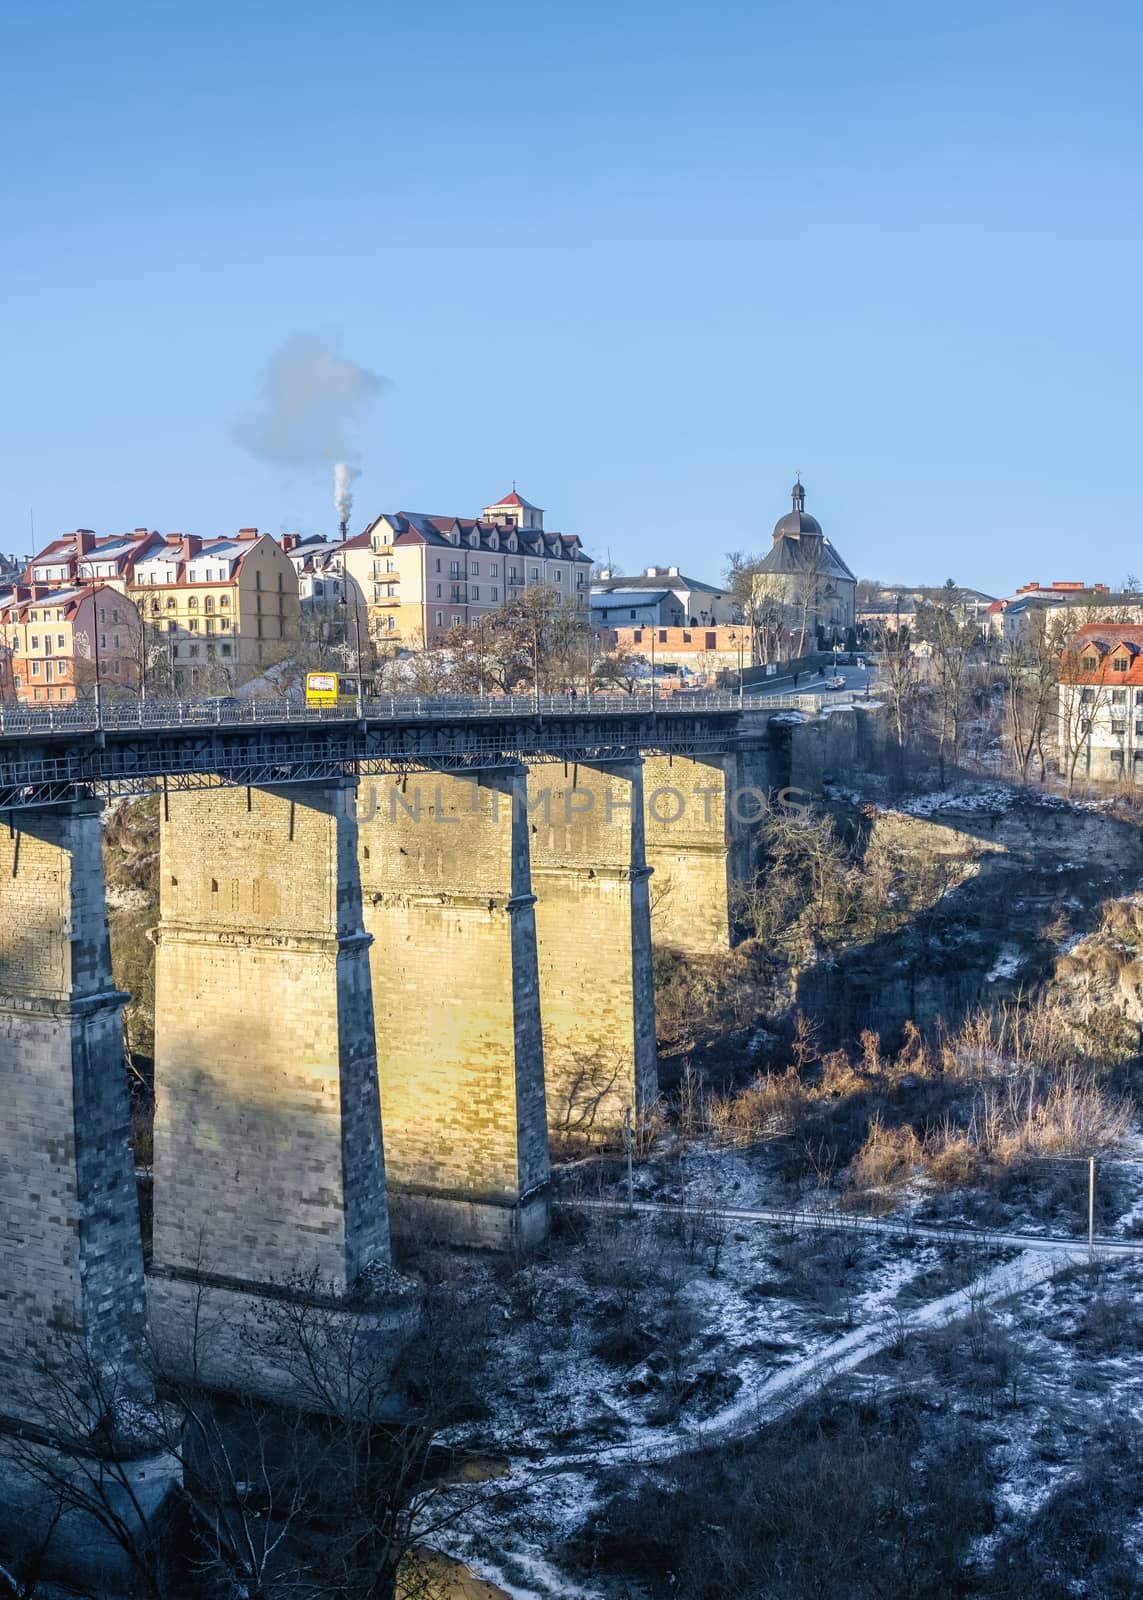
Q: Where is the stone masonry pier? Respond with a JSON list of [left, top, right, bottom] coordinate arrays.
[[358, 768, 551, 1249], [642, 746, 770, 954], [149, 781, 393, 1386], [528, 761, 657, 1140], [0, 800, 148, 1428]]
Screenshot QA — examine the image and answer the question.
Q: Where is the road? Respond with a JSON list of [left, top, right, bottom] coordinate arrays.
[[745, 659, 874, 701]]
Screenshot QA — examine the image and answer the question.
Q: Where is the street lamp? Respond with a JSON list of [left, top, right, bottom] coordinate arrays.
[[729, 629, 744, 707], [650, 626, 657, 709], [339, 582, 365, 718], [475, 613, 487, 698], [78, 560, 104, 729]]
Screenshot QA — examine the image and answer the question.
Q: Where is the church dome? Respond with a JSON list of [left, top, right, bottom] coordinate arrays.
[[772, 478, 823, 540]]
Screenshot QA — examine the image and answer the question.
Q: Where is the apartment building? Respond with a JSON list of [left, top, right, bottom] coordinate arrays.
[[0, 583, 140, 703], [278, 532, 368, 656], [343, 489, 592, 648], [130, 530, 300, 692], [1059, 624, 1143, 782]]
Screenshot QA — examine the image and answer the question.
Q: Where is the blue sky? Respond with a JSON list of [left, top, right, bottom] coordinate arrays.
[[1, 0, 1140, 594]]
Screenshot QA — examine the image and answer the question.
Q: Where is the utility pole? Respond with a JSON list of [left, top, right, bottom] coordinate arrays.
[[1089, 1155, 1096, 1263], [624, 1106, 634, 1214]]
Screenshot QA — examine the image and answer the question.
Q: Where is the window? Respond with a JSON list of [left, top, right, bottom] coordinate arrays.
[[219, 595, 229, 608], [204, 596, 214, 613], [1081, 687, 1095, 703], [1082, 655, 1098, 670], [167, 597, 176, 609], [450, 561, 461, 578], [29, 635, 38, 650], [508, 565, 519, 582], [452, 614, 461, 626], [1111, 750, 1125, 766], [436, 584, 442, 598], [470, 561, 479, 575], [554, 569, 561, 582], [435, 610, 444, 627], [435, 559, 441, 572], [313, 581, 324, 598], [167, 621, 176, 633], [490, 587, 499, 601], [188, 619, 198, 633], [1114, 657, 1129, 672], [471, 586, 480, 601], [187, 596, 198, 610], [529, 566, 540, 581], [1112, 689, 1127, 704], [490, 562, 499, 577], [220, 642, 232, 657], [56, 634, 65, 649], [1135, 720, 1143, 737], [1112, 721, 1126, 735]]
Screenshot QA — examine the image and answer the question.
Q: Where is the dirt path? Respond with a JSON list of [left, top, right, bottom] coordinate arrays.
[[442, 1204, 1110, 1598]]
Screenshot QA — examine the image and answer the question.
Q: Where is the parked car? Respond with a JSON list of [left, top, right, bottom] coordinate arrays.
[[825, 675, 847, 689]]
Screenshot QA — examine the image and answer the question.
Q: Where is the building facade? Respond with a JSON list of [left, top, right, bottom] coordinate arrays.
[[1059, 624, 1143, 782], [130, 531, 300, 693], [0, 583, 141, 703], [590, 569, 735, 629], [753, 480, 856, 651], [343, 490, 592, 649]]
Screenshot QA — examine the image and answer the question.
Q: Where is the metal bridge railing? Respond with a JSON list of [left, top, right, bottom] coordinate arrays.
[[0, 691, 821, 739]]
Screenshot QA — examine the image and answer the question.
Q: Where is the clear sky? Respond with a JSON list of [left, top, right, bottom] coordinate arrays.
[[1, 0, 1140, 595]]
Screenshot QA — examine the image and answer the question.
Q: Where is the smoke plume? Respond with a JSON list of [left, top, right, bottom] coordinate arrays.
[[232, 334, 386, 529], [334, 461, 358, 525]]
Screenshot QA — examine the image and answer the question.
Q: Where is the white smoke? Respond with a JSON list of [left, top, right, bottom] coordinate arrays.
[[232, 334, 386, 530], [334, 461, 358, 526]]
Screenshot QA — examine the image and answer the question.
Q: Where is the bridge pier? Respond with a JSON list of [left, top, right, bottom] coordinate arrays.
[[150, 781, 396, 1390], [358, 768, 551, 1249], [641, 750, 766, 954], [0, 800, 177, 1588], [0, 800, 148, 1426], [528, 760, 657, 1140]]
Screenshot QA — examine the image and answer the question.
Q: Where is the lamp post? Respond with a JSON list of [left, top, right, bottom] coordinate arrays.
[[79, 561, 104, 729], [476, 613, 487, 698], [729, 629, 744, 707], [532, 617, 541, 715], [650, 626, 657, 709], [339, 583, 365, 718]]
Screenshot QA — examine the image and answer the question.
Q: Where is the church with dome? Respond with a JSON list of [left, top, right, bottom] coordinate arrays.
[[754, 479, 857, 648]]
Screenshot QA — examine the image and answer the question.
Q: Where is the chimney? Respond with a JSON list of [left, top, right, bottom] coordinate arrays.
[[667, 566, 680, 577], [182, 536, 202, 560], [133, 527, 149, 539], [237, 527, 259, 541], [165, 532, 183, 548], [280, 533, 301, 553], [75, 530, 96, 556], [338, 518, 348, 540]]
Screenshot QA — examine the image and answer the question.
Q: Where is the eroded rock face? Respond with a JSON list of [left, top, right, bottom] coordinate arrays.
[[797, 795, 1143, 1045]]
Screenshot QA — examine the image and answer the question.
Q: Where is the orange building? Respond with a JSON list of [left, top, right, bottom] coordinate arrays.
[[0, 583, 140, 704]]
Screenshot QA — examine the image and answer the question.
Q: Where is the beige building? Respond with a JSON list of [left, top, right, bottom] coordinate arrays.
[[130, 530, 300, 692], [343, 490, 592, 649], [753, 479, 857, 651]]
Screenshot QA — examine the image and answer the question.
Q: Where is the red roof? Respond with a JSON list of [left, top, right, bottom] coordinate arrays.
[[487, 490, 542, 511]]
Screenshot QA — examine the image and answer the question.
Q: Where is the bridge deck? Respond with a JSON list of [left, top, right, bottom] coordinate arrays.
[[0, 693, 816, 810]]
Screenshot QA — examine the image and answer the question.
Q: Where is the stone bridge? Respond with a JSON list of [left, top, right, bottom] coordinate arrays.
[[0, 693, 826, 1426]]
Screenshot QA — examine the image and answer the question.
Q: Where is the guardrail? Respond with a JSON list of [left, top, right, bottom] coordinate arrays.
[[0, 691, 821, 738]]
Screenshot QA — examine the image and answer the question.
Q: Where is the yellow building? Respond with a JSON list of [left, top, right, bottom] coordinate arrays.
[[342, 490, 592, 649], [130, 530, 300, 692]]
